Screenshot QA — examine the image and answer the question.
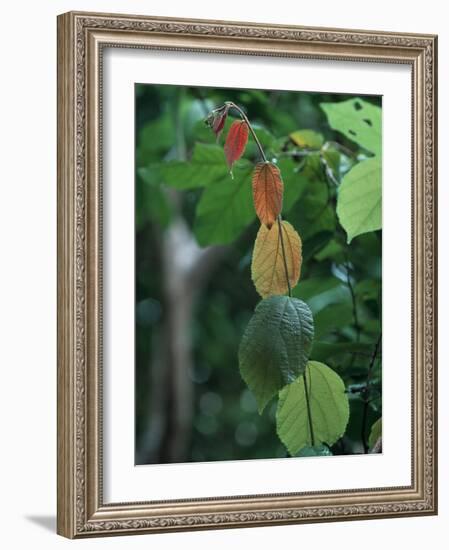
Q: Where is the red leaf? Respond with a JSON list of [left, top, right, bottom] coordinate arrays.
[[224, 120, 249, 172], [252, 162, 284, 227]]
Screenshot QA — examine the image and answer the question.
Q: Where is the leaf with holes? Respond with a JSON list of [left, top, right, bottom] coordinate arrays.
[[251, 221, 302, 298], [337, 157, 381, 242], [239, 296, 314, 413], [276, 361, 350, 455], [320, 98, 382, 156], [252, 162, 284, 227], [224, 120, 249, 173]]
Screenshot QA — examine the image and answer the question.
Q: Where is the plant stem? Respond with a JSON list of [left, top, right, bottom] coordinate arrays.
[[226, 102, 267, 163], [277, 216, 292, 297], [345, 261, 361, 342], [361, 333, 382, 453], [303, 367, 315, 447], [226, 101, 292, 297]]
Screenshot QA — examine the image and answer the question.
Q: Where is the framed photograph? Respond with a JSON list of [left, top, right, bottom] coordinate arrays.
[[57, 11, 438, 538]]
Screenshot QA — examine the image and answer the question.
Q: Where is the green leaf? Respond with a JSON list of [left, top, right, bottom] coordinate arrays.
[[286, 154, 336, 240], [313, 302, 354, 339], [159, 143, 230, 189], [278, 157, 309, 212], [276, 361, 349, 455], [136, 111, 175, 165], [296, 445, 332, 457], [290, 129, 324, 149], [293, 276, 350, 314], [320, 98, 382, 156], [314, 239, 345, 262], [355, 279, 381, 302], [193, 164, 254, 246], [239, 296, 314, 413], [368, 417, 382, 450], [136, 167, 172, 229], [311, 341, 372, 363], [337, 157, 382, 243], [293, 277, 340, 302]]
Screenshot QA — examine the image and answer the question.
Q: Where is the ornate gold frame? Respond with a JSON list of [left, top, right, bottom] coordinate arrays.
[[57, 11, 438, 538]]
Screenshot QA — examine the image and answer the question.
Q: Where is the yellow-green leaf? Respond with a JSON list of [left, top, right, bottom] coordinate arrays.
[[290, 129, 324, 149], [251, 221, 302, 298], [276, 361, 350, 455], [337, 157, 381, 243]]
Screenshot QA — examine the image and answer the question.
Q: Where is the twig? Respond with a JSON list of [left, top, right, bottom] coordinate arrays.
[[345, 261, 361, 342], [226, 102, 292, 296], [225, 101, 267, 163], [277, 216, 292, 297], [361, 334, 382, 453], [303, 367, 315, 447]]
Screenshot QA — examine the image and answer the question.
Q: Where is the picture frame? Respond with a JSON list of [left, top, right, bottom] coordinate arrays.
[[57, 11, 438, 538]]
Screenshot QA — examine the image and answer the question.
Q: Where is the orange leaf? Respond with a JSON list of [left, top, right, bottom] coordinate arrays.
[[224, 120, 249, 172], [251, 221, 302, 298], [252, 162, 284, 228]]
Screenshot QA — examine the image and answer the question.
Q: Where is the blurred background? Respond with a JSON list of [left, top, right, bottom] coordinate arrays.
[[135, 84, 382, 465]]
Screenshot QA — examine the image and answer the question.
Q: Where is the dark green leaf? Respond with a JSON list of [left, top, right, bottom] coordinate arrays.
[[311, 341, 372, 363], [313, 302, 354, 339], [239, 296, 314, 413]]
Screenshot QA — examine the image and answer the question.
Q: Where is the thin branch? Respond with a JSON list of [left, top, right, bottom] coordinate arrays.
[[277, 216, 292, 297], [322, 140, 357, 159], [225, 102, 292, 296], [303, 367, 315, 447], [345, 261, 361, 342], [361, 334, 382, 453], [226, 101, 267, 163]]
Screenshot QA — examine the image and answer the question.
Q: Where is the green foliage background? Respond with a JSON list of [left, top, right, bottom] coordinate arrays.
[[135, 84, 382, 463]]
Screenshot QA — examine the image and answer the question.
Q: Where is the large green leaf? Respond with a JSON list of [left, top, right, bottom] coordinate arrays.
[[193, 165, 254, 246], [336, 157, 382, 243], [239, 296, 314, 413], [320, 98, 382, 156], [158, 143, 229, 189], [276, 361, 349, 455]]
